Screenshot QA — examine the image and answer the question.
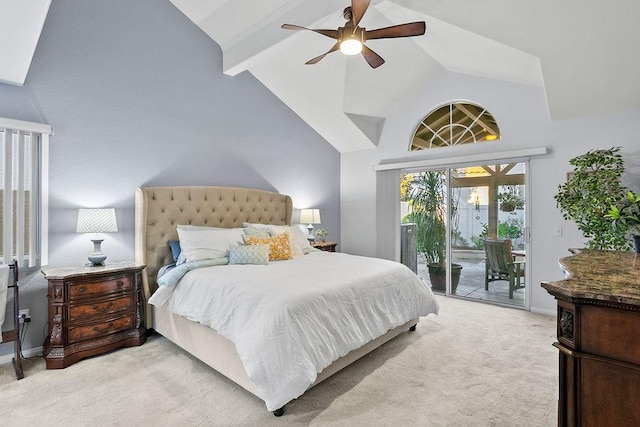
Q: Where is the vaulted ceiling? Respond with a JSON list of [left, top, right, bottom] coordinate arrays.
[[4, 0, 640, 154], [170, 0, 640, 153], [0, 0, 51, 86]]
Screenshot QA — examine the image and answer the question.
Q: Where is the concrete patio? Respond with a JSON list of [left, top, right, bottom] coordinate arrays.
[[416, 251, 525, 307]]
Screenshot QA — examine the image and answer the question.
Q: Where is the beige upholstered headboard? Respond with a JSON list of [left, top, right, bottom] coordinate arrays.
[[134, 186, 293, 299]]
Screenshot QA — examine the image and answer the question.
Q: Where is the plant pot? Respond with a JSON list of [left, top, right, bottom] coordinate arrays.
[[427, 263, 462, 294], [500, 202, 515, 212], [633, 235, 640, 253]]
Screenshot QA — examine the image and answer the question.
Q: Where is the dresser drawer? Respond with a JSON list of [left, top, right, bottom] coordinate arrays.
[[68, 295, 133, 321], [581, 305, 640, 365], [67, 315, 133, 344], [67, 275, 132, 299]]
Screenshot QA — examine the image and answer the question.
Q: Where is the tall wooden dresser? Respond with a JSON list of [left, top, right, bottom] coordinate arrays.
[[43, 262, 147, 369], [542, 249, 640, 426]]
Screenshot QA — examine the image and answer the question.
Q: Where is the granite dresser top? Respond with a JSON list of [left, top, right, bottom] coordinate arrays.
[[542, 249, 640, 307]]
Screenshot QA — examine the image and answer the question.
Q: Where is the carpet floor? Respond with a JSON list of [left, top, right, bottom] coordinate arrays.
[[0, 296, 558, 426]]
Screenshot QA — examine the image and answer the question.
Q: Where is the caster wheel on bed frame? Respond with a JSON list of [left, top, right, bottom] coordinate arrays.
[[273, 407, 285, 417], [409, 324, 417, 331]]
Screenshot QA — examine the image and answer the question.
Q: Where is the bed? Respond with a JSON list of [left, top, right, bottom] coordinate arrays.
[[134, 186, 438, 416]]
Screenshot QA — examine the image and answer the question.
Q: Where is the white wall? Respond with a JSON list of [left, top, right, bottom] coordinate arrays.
[[341, 71, 640, 315]]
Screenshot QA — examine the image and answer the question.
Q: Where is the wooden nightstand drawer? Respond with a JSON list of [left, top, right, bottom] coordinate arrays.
[[67, 315, 133, 344], [67, 275, 132, 299], [68, 295, 133, 321]]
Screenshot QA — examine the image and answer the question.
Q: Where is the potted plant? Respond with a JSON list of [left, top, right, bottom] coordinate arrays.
[[497, 185, 524, 212], [405, 171, 462, 293], [555, 147, 629, 250], [606, 191, 640, 252], [314, 228, 328, 242]]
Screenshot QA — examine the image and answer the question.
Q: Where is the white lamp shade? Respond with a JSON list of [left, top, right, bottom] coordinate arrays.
[[76, 208, 118, 233], [300, 208, 321, 225]]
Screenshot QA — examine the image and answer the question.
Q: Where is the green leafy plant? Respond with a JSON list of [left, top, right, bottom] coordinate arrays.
[[497, 185, 524, 212], [499, 217, 524, 240], [404, 171, 447, 266], [606, 191, 640, 234], [472, 218, 524, 249], [555, 147, 629, 250], [403, 171, 463, 292], [314, 228, 328, 242]]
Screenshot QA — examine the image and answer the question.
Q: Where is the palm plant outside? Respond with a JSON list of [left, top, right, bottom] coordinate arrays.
[[404, 171, 448, 266]]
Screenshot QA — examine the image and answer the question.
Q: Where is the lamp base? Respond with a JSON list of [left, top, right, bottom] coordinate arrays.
[[88, 239, 107, 266]]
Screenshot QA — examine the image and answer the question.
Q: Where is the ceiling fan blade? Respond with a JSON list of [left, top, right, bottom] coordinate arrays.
[[366, 22, 426, 40], [305, 43, 340, 65], [351, 0, 371, 27], [361, 44, 385, 68], [281, 24, 338, 39]]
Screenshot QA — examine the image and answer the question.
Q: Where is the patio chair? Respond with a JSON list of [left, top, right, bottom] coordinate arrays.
[[483, 238, 525, 299]]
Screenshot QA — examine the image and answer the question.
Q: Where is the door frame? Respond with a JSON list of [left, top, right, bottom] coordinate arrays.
[[400, 160, 531, 310]]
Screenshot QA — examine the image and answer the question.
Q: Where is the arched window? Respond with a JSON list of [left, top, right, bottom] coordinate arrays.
[[410, 102, 500, 151]]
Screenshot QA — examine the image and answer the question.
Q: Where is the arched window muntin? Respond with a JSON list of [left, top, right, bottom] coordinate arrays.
[[410, 101, 500, 151]]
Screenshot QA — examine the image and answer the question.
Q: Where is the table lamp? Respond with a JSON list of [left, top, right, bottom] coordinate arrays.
[[76, 208, 118, 265], [299, 208, 321, 240]]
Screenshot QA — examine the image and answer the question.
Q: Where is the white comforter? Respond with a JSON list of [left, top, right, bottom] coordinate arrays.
[[149, 251, 439, 411]]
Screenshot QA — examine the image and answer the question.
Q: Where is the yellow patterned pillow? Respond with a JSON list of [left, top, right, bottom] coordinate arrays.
[[243, 233, 292, 261]]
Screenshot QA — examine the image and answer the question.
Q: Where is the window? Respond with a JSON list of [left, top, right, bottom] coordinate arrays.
[[410, 101, 500, 150], [0, 117, 51, 267]]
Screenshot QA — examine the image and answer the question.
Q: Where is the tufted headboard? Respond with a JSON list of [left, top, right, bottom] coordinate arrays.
[[134, 186, 293, 300]]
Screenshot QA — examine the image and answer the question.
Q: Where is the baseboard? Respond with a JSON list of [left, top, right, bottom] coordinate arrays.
[[530, 306, 556, 316], [0, 345, 43, 365]]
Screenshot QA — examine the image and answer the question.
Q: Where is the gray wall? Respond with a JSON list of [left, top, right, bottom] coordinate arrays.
[[0, 0, 340, 357]]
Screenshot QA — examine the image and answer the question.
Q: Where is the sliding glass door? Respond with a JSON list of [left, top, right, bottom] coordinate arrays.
[[402, 162, 527, 307]]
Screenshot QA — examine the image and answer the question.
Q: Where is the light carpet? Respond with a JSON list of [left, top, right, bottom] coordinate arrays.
[[0, 296, 558, 426]]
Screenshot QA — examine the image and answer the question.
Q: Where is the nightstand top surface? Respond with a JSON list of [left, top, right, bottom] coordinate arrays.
[[41, 261, 145, 279], [312, 241, 337, 247]]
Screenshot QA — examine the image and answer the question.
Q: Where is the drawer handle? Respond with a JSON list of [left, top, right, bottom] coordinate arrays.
[[92, 301, 114, 312], [117, 281, 125, 287], [79, 287, 86, 293], [92, 322, 114, 333]]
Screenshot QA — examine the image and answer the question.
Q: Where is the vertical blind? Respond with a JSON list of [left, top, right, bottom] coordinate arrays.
[[0, 117, 51, 267]]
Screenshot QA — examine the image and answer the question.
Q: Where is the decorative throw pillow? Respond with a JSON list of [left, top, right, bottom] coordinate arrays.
[[229, 244, 270, 265], [268, 225, 304, 257], [243, 227, 272, 238], [243, 222, 270, 229], [168, 240, 181, 262], [243, 234, 292, 261]]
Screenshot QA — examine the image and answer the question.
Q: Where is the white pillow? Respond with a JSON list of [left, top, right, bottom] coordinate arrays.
[[268, 225, 304, 257], [176, 226, 245, 262], [291, 224, 314, 254], [177, 224, 228, 230]]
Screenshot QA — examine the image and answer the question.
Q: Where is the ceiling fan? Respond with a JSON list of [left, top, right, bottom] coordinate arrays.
[[281, 0, 426, 69]]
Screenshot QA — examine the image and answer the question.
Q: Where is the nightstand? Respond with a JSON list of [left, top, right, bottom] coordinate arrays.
[[42, 262, 147, 369], [312, 241, 338, 252]]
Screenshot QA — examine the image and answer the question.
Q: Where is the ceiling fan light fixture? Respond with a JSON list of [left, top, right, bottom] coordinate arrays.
[[282, 2, 426, 68], [340, 38, 363, 55]]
